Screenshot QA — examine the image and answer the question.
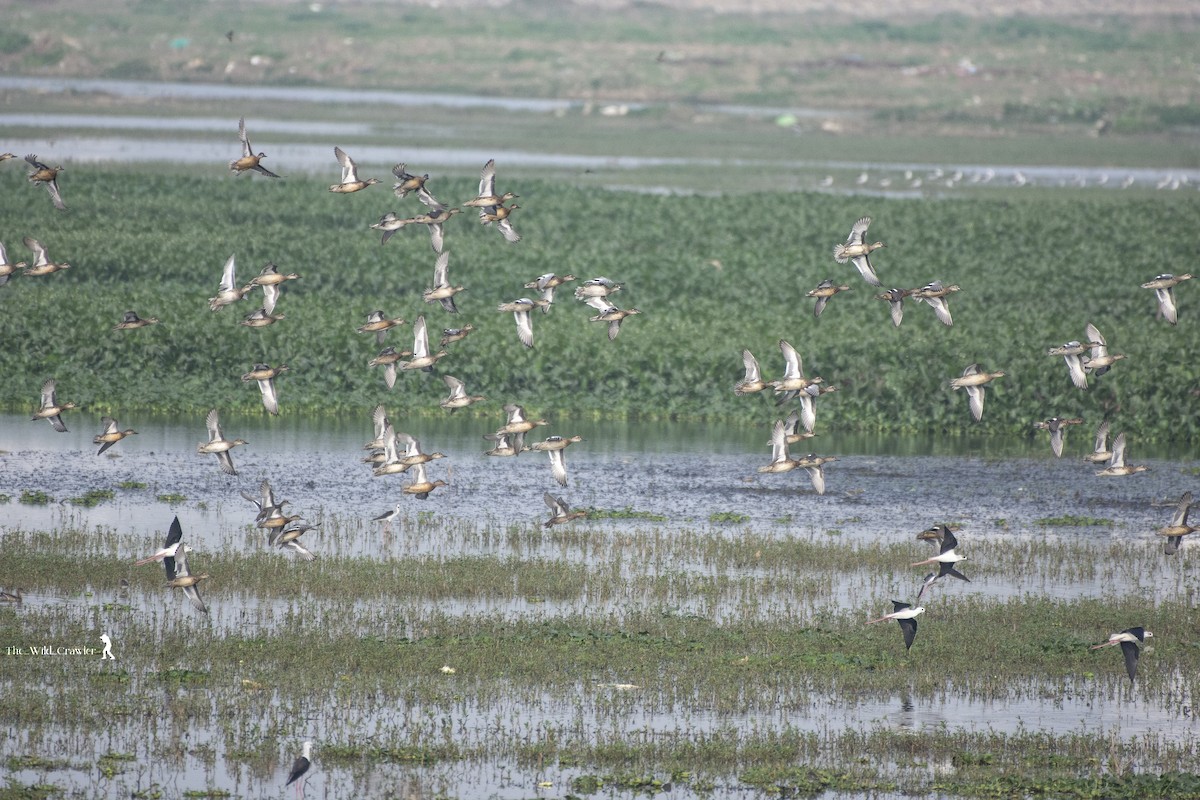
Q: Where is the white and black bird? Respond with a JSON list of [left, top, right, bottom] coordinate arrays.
[[134, 516, 191, 566], [916, 560, 971, 601], [1090, 627, 1152, 683], [867, 601, 924, 651], [285, 740, 313, 790], [373, 504, 403, 528], [911, 526, 967, 570]]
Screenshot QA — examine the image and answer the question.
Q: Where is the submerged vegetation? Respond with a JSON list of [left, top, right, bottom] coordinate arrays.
[[1, 167, 1198, 440]]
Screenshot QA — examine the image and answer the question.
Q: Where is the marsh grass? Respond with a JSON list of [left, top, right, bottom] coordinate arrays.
[[1036, 514, 1115, 527], [18, 491, 52, 505], [2, 167, 1198, 441], [66, 489, 116, 507], [3, 522, 1198, 722]]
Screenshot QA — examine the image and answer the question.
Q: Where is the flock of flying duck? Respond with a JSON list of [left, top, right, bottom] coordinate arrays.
[[9, 123, 1189, 694], [731, 213, 1188, 676], [16, 118, 631, 619]]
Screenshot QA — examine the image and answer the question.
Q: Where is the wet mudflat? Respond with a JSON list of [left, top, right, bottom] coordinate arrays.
[[2, 413, 1199, 798]]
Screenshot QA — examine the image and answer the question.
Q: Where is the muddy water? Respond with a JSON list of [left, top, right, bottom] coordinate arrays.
[[3, 411, 1199, 797]]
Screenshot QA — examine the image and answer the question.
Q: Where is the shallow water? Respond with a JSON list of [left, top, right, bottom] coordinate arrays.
[[2, 412, 1193, 547], [4, 76, 1199, 190], [3, 410, 1199, 797]]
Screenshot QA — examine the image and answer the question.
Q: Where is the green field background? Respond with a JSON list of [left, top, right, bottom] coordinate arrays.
[[1, 166, 1197, 440]]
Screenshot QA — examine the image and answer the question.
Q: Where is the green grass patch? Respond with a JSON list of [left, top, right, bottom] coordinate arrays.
[[709, 511, 750, 524], [4, 755, 70, 772], [156, 493, 186, 504], [96, 752, 136, 779], [584, 507, 669, 522], [67, 489, 116, 507], [117, 481, 148, 489], [18, 490, 52, 505], [0, 781, 60, 800], [1035, 515, 1115, 527]]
